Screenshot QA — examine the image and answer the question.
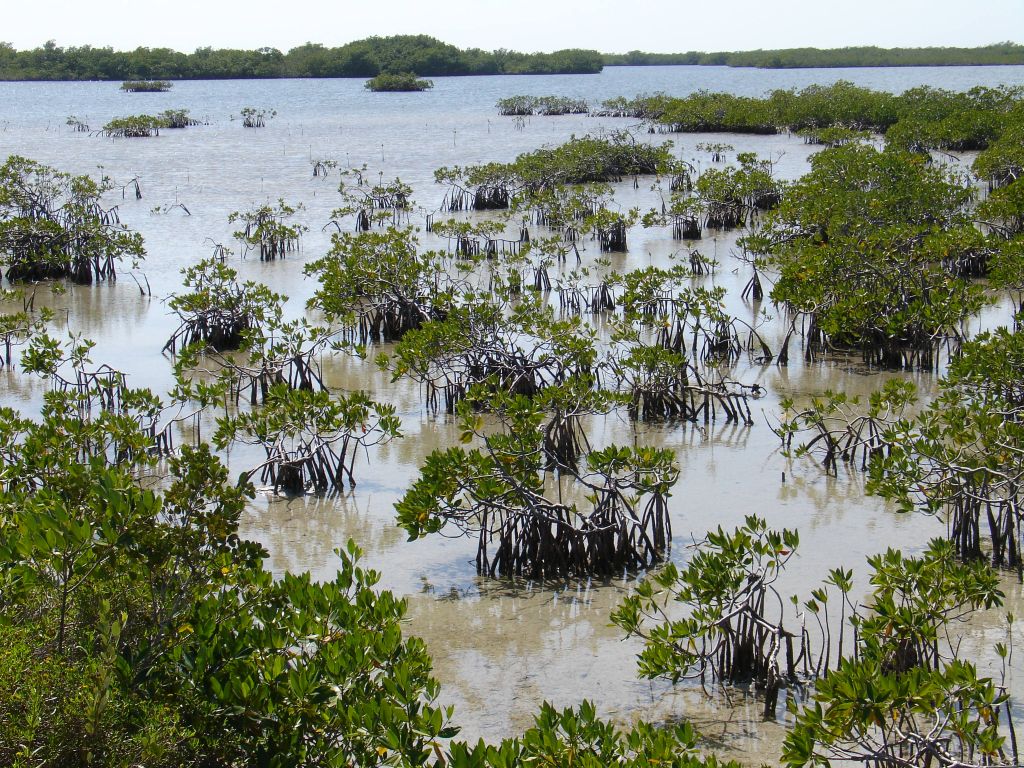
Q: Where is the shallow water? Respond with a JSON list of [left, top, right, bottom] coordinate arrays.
[[3, 65, 1024, 759]]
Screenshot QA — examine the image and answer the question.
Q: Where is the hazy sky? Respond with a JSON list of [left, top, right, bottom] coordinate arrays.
[[6, 0, 1023, 54]]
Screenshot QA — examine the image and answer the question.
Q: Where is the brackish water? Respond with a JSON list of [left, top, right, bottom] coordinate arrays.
[[3, 65, 1024, 761]]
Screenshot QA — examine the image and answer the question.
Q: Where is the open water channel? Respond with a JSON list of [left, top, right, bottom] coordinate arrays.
[[3, 64, 1024, 761]]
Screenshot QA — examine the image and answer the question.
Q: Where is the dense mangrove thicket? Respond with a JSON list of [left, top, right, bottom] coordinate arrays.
[[0, 36, 603, 80], [507, 83, 1024, 155], [435, 131, 679, 213], [3, 40, 1021, 80], [603, 42, 1024, 68]]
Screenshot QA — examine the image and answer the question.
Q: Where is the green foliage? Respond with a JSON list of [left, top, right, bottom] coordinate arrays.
[[635, 82, 1023, 151], [495, 95, 588, 116], [306, 226, 454, 345], [101, 113, 168, 137], [0, 361, 456, 765], [239, 106, 276, 127], [872, 328, 1024, 566], [120, 79, 171, 91], [858, 541, 1003, 671], [745, 143, 984, 368], [448, 700, 739, 768], [0, 155, 145, 283], [785, 659, 1015, 768], [170, 541, 454, 767], [783, 542, 1012, 768], [383, 294, 597, 413], [158, 108, 200, 129], [228, 198, 306, 259], [214, 384, 401, 494], [611, 516, 802, 717], [974, 121, 1024, 188], [437, 132, 676, 208], [0, 37, 602, 80], [396, 387, 675, 577], [603, 43, 1024, 69], [0, 288, 52, 367], [614, 513, 1016, 758], [365, 72, 433, 92], [164, 258, 284, 353]]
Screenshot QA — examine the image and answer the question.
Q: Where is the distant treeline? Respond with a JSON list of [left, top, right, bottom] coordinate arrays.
[[5, 37, 1021, 81], [0, 35, 604, 80], [603, 42, 1024, 69]]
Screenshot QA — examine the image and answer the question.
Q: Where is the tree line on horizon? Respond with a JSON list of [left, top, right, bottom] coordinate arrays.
[[1, 37, 1022, 81], [0, 35, 604, 80], [605, 41, 1024, 68]]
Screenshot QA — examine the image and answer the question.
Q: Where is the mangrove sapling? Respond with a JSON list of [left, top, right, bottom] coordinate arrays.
[[978, 176, 1024, 236], [239, 106, 275, 127], [694, 153, 782, 231], [120, 79, 172, 92], [215, 384, 400, 494], [612, 513, 1009, 728], [0, 288, 51, 368], [611, 516, 806, 718], [778, 329, 1024, 569], [435, 162, 518, 212], [0, 155, 145, 284], [695, 142, 734, 162], [585, 206, 639, 252], [446, 700, 738, 768], [736, 250, 765, 301], [229, 199, 307, 261], [773, 381, 916, 476], [592, 93, 672, 120], [305, 226, 458, 345], [495, 95, 588, 116], [152, 201, 192, 216], [552, 255, 619, 314], [18, 332, 191, 462], [446, 131, 675, 201], [870, 331, 1024, 568], [430, 218, 508, 259], [172, 313, 334, 412], [384, 295, 598, 414], [605, 339, 758, 425], [973, 122, 1024, 191], [643, 183, 704, 240], [620, 271, 770, 366], [99, 114, 169, 138], [989, 238, 1024, 315], [311, 158, 338, 177], [164, 258, 284, 354], [796, 126, 871, 147], [364, 72, 433, 92], [158, 109, 201, 129], [65, 115, 89, 132], [328, 173, 413, 231], [118, 176, 143, 200], [395, 389, 676, 578]]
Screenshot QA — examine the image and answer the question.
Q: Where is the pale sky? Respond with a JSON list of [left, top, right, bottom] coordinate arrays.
[[5, 0, 1023, 54]]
